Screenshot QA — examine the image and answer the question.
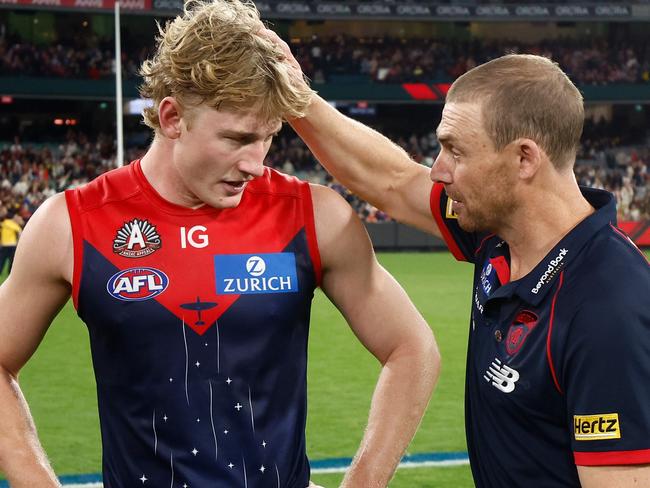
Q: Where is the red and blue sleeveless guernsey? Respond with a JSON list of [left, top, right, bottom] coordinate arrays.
[[65, 160, 322, 488]]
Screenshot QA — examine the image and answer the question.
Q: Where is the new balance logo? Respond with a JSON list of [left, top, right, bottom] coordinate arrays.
[[484, 358, 520, 393]]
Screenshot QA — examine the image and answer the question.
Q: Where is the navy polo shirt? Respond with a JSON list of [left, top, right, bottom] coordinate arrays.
[[430, 183, 650, 487]]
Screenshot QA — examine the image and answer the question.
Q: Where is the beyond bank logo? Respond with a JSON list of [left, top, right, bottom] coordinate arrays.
[[531, 248, 568, 294], [214, 253, 298, 295]]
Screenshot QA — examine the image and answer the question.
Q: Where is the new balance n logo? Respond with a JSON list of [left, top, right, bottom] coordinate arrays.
[[484, 358, 520, 393]]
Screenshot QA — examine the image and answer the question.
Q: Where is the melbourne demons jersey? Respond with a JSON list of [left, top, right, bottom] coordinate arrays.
[[430, 183, 650, 487], [65, 161, 322, 488]]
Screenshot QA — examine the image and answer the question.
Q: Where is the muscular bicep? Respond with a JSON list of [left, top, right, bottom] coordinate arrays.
[[387, 162, 441, 239], [311, 184, 433, 363], [578, 465, 650, 487], [292, 97, 440, 238], [0, 194, 72, 375]]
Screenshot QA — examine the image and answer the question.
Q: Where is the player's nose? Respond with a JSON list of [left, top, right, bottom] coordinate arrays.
[[239, 145, 266, 178]]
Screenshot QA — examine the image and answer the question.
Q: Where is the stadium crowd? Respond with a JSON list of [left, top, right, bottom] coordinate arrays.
[[294, 36, 650, 85], [2, 32, 649, 86], [1, 120, 648, 225]]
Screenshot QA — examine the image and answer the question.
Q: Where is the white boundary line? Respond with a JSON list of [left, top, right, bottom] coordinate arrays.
[[59, 458, 470, 486], [62, 485, 102, 488], [311, 458, 469, 474]]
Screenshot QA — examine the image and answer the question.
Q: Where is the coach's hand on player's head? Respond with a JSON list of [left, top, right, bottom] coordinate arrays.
[[258, 28, 310, 94]]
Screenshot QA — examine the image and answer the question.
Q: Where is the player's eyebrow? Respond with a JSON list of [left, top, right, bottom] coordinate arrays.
[[219, 130, 260, 139], [219, 125, 281, 140]]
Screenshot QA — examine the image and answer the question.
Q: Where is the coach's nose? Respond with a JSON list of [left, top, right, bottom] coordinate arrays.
[[430, 150, 453, 184]]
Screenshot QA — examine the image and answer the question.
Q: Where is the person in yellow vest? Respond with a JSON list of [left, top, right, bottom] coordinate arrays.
[[0, 210, 23, 275]]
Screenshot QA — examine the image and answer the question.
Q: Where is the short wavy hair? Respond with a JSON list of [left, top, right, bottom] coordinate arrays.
[[139, 0, 314, 131], [447, 54, 584, 170]]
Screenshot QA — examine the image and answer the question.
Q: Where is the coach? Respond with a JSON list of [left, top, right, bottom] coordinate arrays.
[[268, 35, 650, 487]]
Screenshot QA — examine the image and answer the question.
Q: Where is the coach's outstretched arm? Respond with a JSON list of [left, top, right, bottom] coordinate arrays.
[[311, 184, 440, 487], [261, 30, 438, 236], [0, 194, 72, 487]]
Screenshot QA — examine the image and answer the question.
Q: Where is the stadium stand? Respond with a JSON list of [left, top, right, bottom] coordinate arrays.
[[0, 3, 648, 246], [2, 34, 649, 85], [1, 120, 647, 226]]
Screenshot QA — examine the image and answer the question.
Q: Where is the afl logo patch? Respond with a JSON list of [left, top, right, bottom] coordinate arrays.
[[113, 218, 162, 258], [107, 267, 169, 301]]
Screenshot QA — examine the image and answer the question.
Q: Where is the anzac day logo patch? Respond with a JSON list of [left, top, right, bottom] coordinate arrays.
[[113, 218, 162, 258], [506, 310, 539, 355]]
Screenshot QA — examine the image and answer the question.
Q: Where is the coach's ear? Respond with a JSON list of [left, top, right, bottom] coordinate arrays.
[[158, 97, 183, 140], [513, 138, 543, 181]]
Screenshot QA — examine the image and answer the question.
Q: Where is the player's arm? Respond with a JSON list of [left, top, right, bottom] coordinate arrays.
[[311, 184, 440, 487], [577, 465, 650, 487], [261, 29, 438, 236], [0, 193, 72, 487]]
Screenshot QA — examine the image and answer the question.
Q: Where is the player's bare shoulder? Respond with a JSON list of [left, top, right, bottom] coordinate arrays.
[[15, 192, 73, 285], [309, 183, 367, 243], [308, 183, 375, 274]]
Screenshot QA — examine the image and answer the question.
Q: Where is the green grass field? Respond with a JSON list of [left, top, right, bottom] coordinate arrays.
[[8, 251, 475, 487], [5, 249, 650, 486]]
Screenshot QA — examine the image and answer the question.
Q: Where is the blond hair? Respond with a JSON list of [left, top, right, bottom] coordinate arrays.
[[447, 54, 584, 169], [139, 0, 314, 131]]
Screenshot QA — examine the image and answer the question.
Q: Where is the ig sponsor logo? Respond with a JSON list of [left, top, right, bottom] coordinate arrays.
[[180, 226, 209, 249]]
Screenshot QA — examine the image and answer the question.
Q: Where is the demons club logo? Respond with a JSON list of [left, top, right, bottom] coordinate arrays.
[[506, 310, 539, 355]]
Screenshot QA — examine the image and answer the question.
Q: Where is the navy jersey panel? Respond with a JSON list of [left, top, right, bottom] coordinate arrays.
[[429, 183, 650, 487], [66, 162, 319, 488], [556, 229, 650, 464]]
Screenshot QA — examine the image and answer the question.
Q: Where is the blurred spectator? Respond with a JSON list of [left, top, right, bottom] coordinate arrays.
[[2, 33, 649, 86], [0, 209, 23, 274]]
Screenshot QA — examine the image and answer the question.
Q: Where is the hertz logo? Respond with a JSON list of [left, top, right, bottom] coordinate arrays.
[[574, 413, 621, 441]]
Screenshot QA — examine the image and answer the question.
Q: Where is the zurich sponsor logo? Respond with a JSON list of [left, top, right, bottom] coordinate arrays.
[[531, 248, 568, 294], [106, 267, 169, 301], [246, 256, 266, 276], [215, 253, 298, 295], [479, 260, 496, 296]]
